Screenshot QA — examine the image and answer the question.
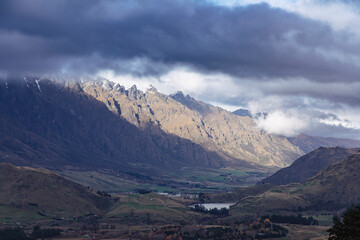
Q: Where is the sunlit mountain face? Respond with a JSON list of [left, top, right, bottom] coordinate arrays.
[[1, 0, 360, 239]]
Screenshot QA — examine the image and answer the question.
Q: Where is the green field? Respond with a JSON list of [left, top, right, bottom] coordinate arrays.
[[58, 167, 271, 194], [0, 205, 45, 224], [305, 214, 335, 226], [105, 193, 200, 224]]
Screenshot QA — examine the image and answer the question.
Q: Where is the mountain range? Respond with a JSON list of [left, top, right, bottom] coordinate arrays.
[[1, 77, 360, 179], [81, 79, 303, 168], [0, 78, 224, 174]]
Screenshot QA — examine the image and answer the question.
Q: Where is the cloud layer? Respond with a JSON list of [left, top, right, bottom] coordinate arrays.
[[1, 0, 360, 138]]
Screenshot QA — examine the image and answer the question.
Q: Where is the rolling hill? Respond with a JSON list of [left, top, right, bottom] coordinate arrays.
[[233, 151, 360, 215], [293, 151, 360, 210], [0, 163, 111, 218], [259, 147, 359, 185]]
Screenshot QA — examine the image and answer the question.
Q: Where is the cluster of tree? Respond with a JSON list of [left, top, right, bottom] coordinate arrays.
[[328, 205, 360, 239], [0, 226, 61, 240], [138, 189, 152, 194], [0, 228, 30, 240], [96, 190, 111, 198], [31, 226, 61, 238], [198, 193, 210, 203], [191, 204, 229, 216], [263, 214, 318, 225], [255, 224, 288, 239]]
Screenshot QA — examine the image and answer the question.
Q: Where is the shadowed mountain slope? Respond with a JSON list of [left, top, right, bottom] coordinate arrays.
[[0, 79, 225, 172], [259, 147, 360, 185]]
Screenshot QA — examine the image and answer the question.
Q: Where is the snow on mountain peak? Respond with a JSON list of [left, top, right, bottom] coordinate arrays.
[[146, 84, 158, 94]]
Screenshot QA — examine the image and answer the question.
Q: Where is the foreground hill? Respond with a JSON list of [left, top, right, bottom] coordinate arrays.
[[0, 78, 225, 172], [288, 134, 360, 153], [233, 152, 360, 216], [82, 80, 303, 168], [259, 147, 359, 185], [0, 163, 110, 217], [295, 152, 360, 209]]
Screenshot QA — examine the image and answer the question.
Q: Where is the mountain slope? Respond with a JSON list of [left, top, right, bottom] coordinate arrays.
[[0, 79, 225, 172], [259, 147, 359, 185], [293, 152, 360, 209], [233, 151, 360, 215], [170, 92, 303, 167], [288, 133, 360, 153], [0, 163, 110, 216], [82, 80, 303, 168]]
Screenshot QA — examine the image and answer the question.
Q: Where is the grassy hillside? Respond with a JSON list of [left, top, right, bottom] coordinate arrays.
[[260, 147, 359, 185], [106, 192, 199, 225], [0, 163, 111, 221], [292, 152, 360, 209], [232, 152, 360, 217]]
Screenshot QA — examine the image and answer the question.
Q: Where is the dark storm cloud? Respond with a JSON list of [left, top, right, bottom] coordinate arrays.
[[1, 0, 360, 82]]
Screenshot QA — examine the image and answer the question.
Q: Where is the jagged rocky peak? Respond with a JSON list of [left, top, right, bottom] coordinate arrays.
[[170, 91, 213, 115], [127, 84, 142, 99], [146, 84, 158, 94], [170, 91, 185, 98], [129, 84, 137, 93], [92, 77, 114, 91], [113, 83, 126, 93], [170, 91, 197, 103], [72, 81, 85, 93], [169, 91, 188, 104]]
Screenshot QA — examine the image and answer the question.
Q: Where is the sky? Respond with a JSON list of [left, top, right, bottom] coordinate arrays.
[[1, 0, 360, 139]]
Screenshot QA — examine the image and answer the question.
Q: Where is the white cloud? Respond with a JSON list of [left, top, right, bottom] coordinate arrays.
[[99, 61, 360, 139], [255, 110, 308, 137], [98, 66, 242, 101]]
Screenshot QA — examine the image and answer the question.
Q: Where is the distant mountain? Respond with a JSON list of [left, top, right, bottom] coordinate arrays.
[[288, 133, 360, 153], [259, 146, 359, 185], [0, 78, 224, 173], [82, 80, 303, 168], [232, 109, 252, 117], [0, 163, 110, 216]]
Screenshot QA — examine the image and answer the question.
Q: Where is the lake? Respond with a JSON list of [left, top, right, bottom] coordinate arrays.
[[190, 203, 235, 210]]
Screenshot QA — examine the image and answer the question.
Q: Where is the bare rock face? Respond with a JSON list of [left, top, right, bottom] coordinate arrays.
[[81, 80, 303, 168]]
